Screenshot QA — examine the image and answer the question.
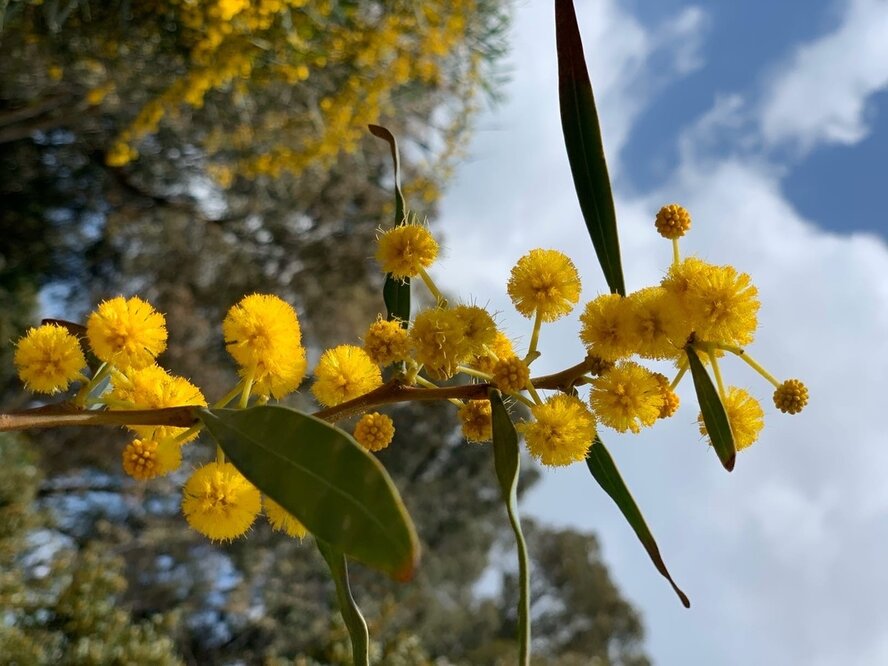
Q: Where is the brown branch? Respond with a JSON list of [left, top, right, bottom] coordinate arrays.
[[0, 358, 597, 431]]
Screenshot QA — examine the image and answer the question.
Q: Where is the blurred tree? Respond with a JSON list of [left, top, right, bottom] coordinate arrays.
[[0, 1, 652, 663]]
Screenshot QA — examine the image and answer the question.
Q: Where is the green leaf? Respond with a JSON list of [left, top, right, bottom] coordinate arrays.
[[685, 345, 736, 472], [369, 123, 411, 326], [382, 274, 411, 327], [555, 0, 625, 296], [489, 389, 531, 665], [317, 540, 370, 666], [198, 406, 420, 581], [586, 436, 690, 608]]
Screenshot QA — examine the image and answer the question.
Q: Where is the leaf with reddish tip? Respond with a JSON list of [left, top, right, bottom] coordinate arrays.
[[685, 345, 736, 472], [586, 436, 690, 607]]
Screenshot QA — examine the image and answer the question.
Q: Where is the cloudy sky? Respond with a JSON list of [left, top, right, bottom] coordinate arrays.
[[435, 0, 888, 663]]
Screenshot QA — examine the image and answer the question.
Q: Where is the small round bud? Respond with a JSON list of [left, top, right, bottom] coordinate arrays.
[[655, 204, 691, 239], [585, 354, 615, 377], [773, 379, 808, 414], [653, 373, 680, 419], [491, 356, 530, 394], [458, 400, 492, 443], [363, 317, 410, 366], [354, 412, 395, 452]]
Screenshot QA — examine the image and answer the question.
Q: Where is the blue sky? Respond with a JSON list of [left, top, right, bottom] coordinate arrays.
[[438, 0, 888, 663]]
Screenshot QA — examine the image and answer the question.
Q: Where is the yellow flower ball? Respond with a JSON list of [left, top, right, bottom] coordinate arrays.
[[655, 203, 692, 239], [111, 365, 206, 443], [408, 308, 467, 380], [264, 496, 308, 539], [589, 361, 664, 434], [223, 293, 307, 399], [375, 223, 439, 279], [518, 394, 596, 467], [578, 294, 638, 362], [458, 400, 492, 443], [182, 462, 261, 542], [452, 305, 497, 356], [86, 296, 167, 370], [627, 287, 688, 360], [471, 330, 516, 375], [122, 438, 182, 480], [14, 324, 87, 394], [684, 264, 759, 346], [363, 317, 410, 366], [507, 249, 582, 322], [353, 412, 395, 452], [491, 356, 530, 394], [311, 345, 382, 407], [773, 379, 809, 415], [698, 387, 764, 451]]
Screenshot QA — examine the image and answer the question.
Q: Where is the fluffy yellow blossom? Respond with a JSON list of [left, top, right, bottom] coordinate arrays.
[[86, 296, 167, 370], [452, 305, 497, 356], [182, 462, 261, 542], [628, 287, 688, 359], [375, 223, 439, 279], [110, 365, 206, 443], [471, 330, 516, 374], [655, 204, 692, 239], [409, 308, 467, 379], [698, 387, 764, 451], [660, 257, 713, 302], [353, 412, 395, 452], [491, 356, 530, 394], [363, 317, 410, 365], [653, 373, 680, 419], [14, 324, 87, 394], [684, 264, 759, 346], [122, 438, 182, 480], [578, 294, 637, 362], [589, 362, 664, 434], [518, 394, 596, 466], [507, 249, 581, 322], [311, 345, 382, 407], [458, 400, 492, 442], [773, 379, 808, 415], [264, 496, 308, 539], [222, 293, 307, 399]]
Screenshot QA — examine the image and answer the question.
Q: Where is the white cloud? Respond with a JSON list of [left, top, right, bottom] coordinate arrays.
[[438, 0, 888, 664], [759, 0, 888, 151]]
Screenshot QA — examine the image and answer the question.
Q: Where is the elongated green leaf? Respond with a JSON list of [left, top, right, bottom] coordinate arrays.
[[369, 123, 411, 325], [555, 0, 625, 296], [685, 346, 736, 472], [489, 389, 531, 665], [586, 436, 690, 608], [316, 540, 369, 666], [199, 406, 420, 580]]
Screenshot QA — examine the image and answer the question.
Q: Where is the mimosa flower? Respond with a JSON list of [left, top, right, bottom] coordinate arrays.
[[628, 287, 688, 359], [376, 222, 439, 279], [363, 317, 410, 366], [698, 387, 764, 451], [223, 293, 306, 399], [311, 345, 382, 407], [452, 305, 497, 356], [182, 462, 261, 542], [471, 330, 516, 374], [589, 362, 664, 434], [518, 394, 596, 467], [491, 356, 530, 394], [655, 203, 692, 239], [121, 438, 181, 480], [507, 249, 581, 322], [264, 496, 308, 539], [353, 412, 395, 452], [458, 400, 492, 443], [14, 324, 86, 394], [773, 379, 808, 415], [87, 296, 167, 370], [578, 294, 637, 362], [409, 308, 466, 379], [110, 365, 206, 443], [684, 264, 759, 346]]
